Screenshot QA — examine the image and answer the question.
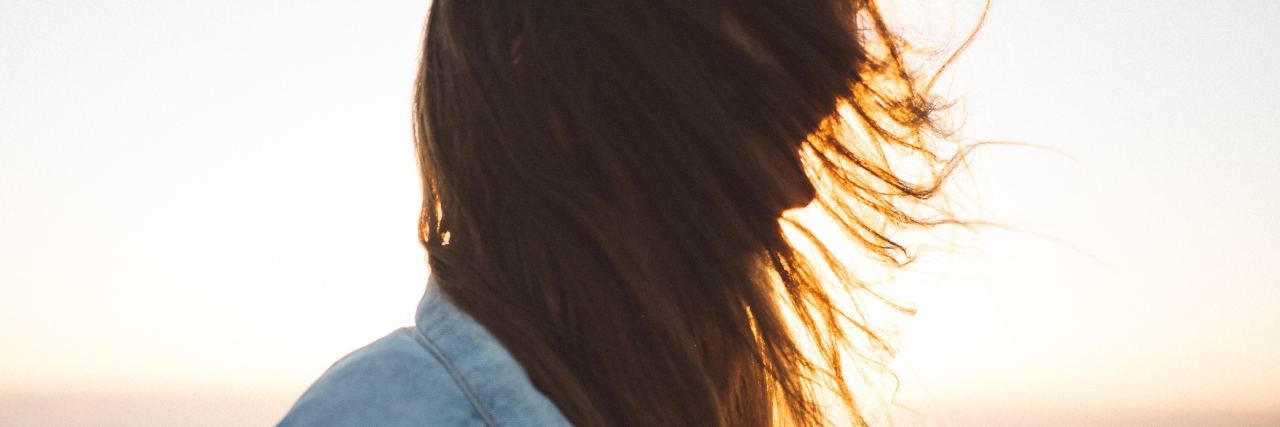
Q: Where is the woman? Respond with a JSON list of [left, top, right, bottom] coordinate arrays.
[[281, 0, 978, 425]]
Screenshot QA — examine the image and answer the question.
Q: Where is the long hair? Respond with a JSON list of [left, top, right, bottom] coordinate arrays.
[[412, 0, 980, 424]]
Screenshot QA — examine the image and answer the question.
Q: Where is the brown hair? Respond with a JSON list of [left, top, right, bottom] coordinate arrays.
[[412, 0, 981, 424]]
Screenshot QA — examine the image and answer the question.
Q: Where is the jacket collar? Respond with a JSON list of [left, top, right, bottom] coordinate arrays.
[[412, 274, 572, 426]]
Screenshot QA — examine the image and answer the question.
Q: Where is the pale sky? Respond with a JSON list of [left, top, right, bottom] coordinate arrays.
[[1, 1, 1277, 425]]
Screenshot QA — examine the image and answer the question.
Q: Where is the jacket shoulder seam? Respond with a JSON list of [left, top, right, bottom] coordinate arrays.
[[413, 329, 500, 427]]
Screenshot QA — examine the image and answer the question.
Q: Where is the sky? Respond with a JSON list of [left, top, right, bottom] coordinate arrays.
[[1, 0, 1277, 425]]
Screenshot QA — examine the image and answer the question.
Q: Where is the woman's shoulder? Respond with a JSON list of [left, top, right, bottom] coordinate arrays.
[[278, 280, 571, 427], [278, 327, 480, 426]]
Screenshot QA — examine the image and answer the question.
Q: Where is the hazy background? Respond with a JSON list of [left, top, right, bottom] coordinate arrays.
[[1, 0, 1276, 425]]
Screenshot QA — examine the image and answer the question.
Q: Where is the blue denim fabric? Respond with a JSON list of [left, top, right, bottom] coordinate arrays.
[[278, 276, 572, 426]]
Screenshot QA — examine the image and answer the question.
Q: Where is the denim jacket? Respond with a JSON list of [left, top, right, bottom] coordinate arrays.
[[278, 276, 572, 426]]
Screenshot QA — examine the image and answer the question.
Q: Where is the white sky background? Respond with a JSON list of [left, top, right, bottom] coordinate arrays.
[[1, 0, 1277, 425]]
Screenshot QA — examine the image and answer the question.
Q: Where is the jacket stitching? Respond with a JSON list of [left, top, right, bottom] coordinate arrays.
[[415, 331, 501, 427]]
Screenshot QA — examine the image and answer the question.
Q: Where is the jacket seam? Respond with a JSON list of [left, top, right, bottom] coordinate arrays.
[[414, 330, 500, 427]]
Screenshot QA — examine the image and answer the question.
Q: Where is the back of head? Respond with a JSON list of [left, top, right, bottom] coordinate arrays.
[[413, 0, 967, 425]]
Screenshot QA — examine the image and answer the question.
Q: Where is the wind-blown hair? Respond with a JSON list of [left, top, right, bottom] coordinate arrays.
[[412, 0, 980, 425]]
